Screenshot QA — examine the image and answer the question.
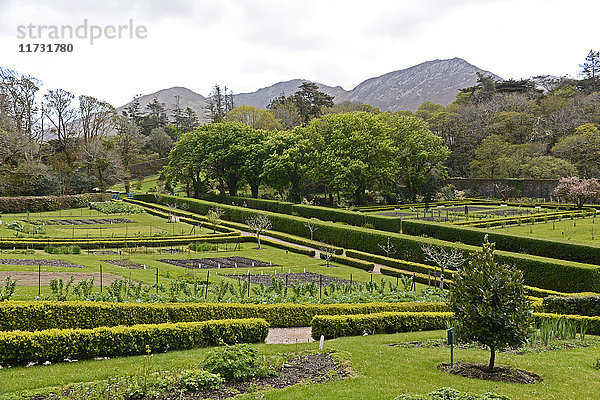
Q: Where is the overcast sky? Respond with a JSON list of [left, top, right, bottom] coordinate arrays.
[[1, 0, 598, 106]]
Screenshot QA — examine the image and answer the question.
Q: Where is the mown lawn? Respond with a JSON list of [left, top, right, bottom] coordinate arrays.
[[499, 215, 600, 245], [2, 330, 599, 399]]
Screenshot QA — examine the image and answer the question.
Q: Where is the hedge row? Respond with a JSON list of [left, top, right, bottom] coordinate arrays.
[[0, 194, 111, 213], [542, 295, 600, 316], [320, 253, 375, 272], [0, 301, 448, 331], [401, 219, 600, 266], [134, 195, 600, 293], [0, 318, 268, 366], [311, 311, 453, 339], [260, 237, 316, 257], [196, 194, 600, 268], [311, 311, 600, 340], [348, 249, 570, 298]]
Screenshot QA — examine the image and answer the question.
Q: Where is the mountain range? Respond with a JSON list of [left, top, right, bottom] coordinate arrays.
[[118, 58, 501, 123]]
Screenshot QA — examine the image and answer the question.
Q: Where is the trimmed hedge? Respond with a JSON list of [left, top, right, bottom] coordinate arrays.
[[259, 237, 316, 257], [0, 193, 110, 213], [311, 311, 600, 340], [0, 301, 448, 331], [0, 318, 268, 366], [542, 295, 600, 316], [320, 253, 375, 272], [348, 249, 570, 298], [311, 311, 453, 339], [134, 194, 600, 293]]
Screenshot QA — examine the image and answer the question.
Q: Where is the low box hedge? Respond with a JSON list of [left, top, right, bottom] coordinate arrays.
[[320, 253, 375, 272], [311, 311, 453, 339], [0, 301, 448, 331], [134, 194, 600, 293], [311, 311, 600, 340], [0, 318, 268, 366]]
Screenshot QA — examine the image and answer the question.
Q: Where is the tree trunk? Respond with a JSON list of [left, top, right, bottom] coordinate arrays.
[[257, 234, 261, 249], [488, 346, 496, 371], [250, 183, 259, 198]]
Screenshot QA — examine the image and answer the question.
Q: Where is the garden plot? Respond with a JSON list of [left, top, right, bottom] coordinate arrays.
[[159, 256, 276, 269], [0, 259, 84, 268], [0, 271, 122, 286], [25, 218, 135, 225], [378, 205, 540, 222], [223, 272, 355, 286]]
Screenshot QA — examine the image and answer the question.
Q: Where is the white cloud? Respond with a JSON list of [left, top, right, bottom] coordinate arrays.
[[1, 0, 598, 106]]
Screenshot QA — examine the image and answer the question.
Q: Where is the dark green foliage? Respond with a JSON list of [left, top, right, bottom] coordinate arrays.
[[311, 311, 452, 340], [0, 301, 447, 331], [203, 344, 269, 382], [448, 237, 533, 370], [44, 245, 81, 254], [0, 318, 269, 366], [0, 193, 109, 213], [542, 295, 600, 316]]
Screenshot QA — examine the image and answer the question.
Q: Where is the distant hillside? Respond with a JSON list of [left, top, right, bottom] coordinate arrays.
[[117, 86, 209, 123], [234, 79, 348, 109], [116, 58, 502, 118], [338, 58, 502, 111]]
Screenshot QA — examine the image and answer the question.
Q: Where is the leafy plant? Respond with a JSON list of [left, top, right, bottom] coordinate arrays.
[[73, 277, 95, 300], [0, 276, 16, 301], [177, 369, 223, 392], [203, 344, 271, 382], [49, 276, 75, 301]]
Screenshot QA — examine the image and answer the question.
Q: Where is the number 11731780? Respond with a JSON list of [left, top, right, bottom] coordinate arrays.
[[19, 43, 74, 53]]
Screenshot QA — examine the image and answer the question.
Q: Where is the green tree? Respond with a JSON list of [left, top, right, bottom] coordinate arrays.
[[226, 105, 283, 131], [262, 128, 315, 202], [553, 123, 600, 178], [448, 237, 533, 371], [306, 112, 394, 204], [384, 113, 450, 201], [164, 130, 208, 197]]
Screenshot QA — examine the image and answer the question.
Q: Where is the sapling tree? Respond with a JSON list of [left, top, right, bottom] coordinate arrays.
[[319, 243, 335, 267], [304, 218, 318, 240], [378, 237, 396, 258], [245, 215, 272, 249], [421, 244, 464, 290], [206, 208, 224, 234], [448, 236, 533, 371]]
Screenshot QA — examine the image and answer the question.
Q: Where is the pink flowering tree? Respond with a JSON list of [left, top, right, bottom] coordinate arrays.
[[553, 177, 600, 208]]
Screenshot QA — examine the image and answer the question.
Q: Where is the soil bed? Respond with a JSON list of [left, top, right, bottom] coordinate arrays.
[[163, 352, 349, 400], [159, 256, 276, 269], [0, 259, 84, 268], [222, 272, 355, 287], [438, 362, 542, 384], [87, 250, 118, 255]]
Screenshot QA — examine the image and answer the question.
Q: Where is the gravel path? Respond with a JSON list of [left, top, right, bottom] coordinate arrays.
[[266, 327, 314, 344]]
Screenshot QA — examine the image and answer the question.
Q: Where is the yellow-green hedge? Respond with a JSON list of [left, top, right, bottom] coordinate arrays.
[[0, 318, 268, 366], [311, 311, 453, 339], [0, 301, 448, 331]]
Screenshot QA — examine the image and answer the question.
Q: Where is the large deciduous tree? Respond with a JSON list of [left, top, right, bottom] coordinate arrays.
[[553, 176, 600, 208]]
